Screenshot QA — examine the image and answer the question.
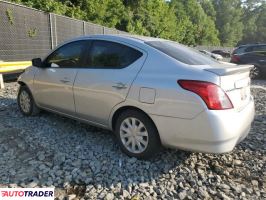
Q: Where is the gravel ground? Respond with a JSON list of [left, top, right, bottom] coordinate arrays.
[[0, 81, 265, 200]]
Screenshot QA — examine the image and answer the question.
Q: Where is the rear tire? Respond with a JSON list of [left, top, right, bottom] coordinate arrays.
[[115, 109, 161, 159], [250, 66, 261, 79], [17, 85, 40, 116]]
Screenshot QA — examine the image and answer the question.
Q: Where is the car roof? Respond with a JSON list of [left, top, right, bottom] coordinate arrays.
[[52, 34, 168, 55], [74, 34, 164, 43], [237, 43, 266, 48]]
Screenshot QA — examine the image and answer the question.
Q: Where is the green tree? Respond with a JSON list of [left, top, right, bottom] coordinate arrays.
[[122, 0, 178, 40], [255, 3, 266, 42], [240, 0, 266, 44], [212, 0, 244, 46], [9, 0, 86, 19], [170, 0, 196, 44], [7, 0, 224, 46], [199, 0, 216, 21], [171, 0, 220, 45], [78, 0, 126, 28]]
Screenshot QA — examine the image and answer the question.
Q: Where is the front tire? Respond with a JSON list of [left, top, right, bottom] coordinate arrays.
[[115, 110, 161, 159], [17, 85, 40, 116]]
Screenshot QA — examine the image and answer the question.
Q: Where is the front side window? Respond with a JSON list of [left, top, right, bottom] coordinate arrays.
[[45, 41, 87, 68], [87, 40, 143, 68]]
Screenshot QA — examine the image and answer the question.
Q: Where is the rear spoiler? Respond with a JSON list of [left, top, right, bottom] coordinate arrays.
[[204, 65, 254, 76]]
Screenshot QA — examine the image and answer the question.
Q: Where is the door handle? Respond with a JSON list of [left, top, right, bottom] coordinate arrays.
[[60, 79, 70, 83], [112, 82, 127, 89]]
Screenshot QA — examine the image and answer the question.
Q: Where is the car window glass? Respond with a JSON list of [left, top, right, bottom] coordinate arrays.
[[253, 51, 266, 57], [87, 40, 143, 68], [146, 41, 218, 65], [45, 41, 87, 68], [245, 46, 254, 52], [234, 46, 248, 54], [253, 45, 266, 51]]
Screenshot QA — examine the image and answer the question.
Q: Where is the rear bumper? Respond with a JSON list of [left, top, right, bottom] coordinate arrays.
[[150, 96, 255, 153]]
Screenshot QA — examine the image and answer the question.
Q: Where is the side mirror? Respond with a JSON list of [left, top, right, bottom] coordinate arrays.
[[32, 58, 43, 68]]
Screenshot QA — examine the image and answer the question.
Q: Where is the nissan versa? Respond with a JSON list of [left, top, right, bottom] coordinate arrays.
[[17, 35, 255, 159]]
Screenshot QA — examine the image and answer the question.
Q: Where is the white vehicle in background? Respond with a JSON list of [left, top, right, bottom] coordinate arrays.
[[17, 35, 254, 159], [199, 50, 224, 60]]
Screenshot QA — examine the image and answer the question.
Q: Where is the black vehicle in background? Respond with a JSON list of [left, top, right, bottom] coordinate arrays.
[[230, 44, 266, 79], [211, 50, 231, 58], [232, 43, 266, 55]]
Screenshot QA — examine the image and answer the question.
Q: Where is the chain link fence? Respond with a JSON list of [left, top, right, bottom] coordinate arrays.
[[0, 0, 128, 61], [0, 1, 51, 61], [0, 0, 234, 62]]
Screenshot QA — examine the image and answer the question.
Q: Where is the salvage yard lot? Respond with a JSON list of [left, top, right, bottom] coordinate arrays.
[[0, 81, 265, 200]]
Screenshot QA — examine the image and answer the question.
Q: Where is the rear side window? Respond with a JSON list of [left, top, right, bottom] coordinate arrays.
[[87, 40, 143, 68], [245, 46, 254, 52], [252, 45, 266, 51], [145, 41, 218, 65]]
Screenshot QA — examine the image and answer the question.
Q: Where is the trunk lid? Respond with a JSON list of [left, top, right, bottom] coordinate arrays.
[[204, 64, 253, 111]]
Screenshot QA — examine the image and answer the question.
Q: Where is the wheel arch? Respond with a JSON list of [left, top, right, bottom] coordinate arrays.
[[111, 105, 161, 144], [17, 81, 26, 86], [17, 81, 38, 105], [17, 81, 34, 96]]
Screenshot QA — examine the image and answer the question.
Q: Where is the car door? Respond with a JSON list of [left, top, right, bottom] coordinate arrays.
[[74, 39, 146, 126], [258, 51, 266, 67], [34, 40, 89, 115], [242, 46, 266, 66], [254, 46, 266, 67]]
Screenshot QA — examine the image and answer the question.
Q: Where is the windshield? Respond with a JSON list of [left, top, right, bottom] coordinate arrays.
[[145, 41, 219, 65]]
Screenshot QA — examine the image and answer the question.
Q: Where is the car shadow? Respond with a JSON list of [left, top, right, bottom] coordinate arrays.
[[0, 95, 191, 196], [1, 90, 265, 199]]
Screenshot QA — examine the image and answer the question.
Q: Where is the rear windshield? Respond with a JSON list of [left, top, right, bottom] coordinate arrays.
[[145, 41, 219, 65]]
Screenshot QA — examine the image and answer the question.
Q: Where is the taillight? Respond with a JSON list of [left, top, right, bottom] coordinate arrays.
[[178, 80, 233, 110], [231, 54, 240, 63]]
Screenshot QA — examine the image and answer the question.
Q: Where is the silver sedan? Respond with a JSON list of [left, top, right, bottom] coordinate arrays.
[[17, 35, 255, 159]]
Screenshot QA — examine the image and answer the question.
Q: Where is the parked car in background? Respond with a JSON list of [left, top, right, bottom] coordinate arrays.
[[230, 51, 266, 79], [199, 50, 223, 60], [211, 50, 231, 58], [17, 35, 254, 159], [231, 44, 266, 79], [232, 43, 266, 55]]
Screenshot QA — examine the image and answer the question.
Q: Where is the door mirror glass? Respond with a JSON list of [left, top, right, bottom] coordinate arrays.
[[32, 58, 42, 68]]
